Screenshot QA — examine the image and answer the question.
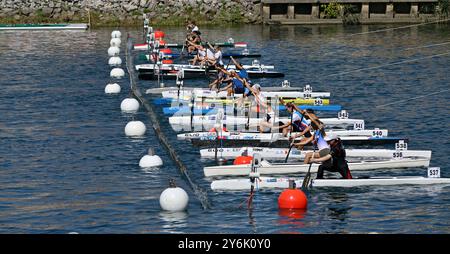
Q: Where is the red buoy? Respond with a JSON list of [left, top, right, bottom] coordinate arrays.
[[162, 59, 173, 64], [278, 189, 307, 209], [233, 156, 253, 165], [160, 48, 172, 54], [209, 127, 227, 132], [155, 30, 165, 39]]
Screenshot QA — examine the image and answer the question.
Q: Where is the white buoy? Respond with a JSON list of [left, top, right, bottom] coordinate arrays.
[[108, 56, 122, 66], [111, 30, 122, 38], [125, 121, 146, 137], [108, 46, 120, 56], [110, 38, 121, 47], [160, 180, 189, 212], [110, 68, 125, 78], [120, 98, 140, 112], [104, 83, 121, 94], [139, 148, 163, 168]]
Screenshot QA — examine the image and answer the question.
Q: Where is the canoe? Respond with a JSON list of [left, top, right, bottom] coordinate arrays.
[[0, 23, 88, 30], [199, 147, 432, 160], [203, 158, 429, 177], [177, 129, 388, 141], [211, 176, 450, 191], [163, 104, 342, 115]]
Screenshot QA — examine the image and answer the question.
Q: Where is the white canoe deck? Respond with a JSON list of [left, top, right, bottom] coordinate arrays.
[[169, 116, 364, 128], [200, 147, 432, 160], [146, 86, 315, 94], [160, 90, 331, 99], [177, 129, 388, 140], [211, 176, 450, 191], [136, 63, 274, 71], [203, 158, 430, 177], [0, 23, 88, 30]]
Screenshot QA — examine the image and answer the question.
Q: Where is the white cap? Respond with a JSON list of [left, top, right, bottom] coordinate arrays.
[[324, 133, 338, 141], [253, 84, 261, 90]]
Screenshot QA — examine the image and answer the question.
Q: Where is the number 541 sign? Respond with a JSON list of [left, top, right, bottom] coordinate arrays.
[[428, 167, 441, 178]]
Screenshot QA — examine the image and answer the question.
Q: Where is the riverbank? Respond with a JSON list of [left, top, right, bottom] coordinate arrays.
[[0, 0, 262, 27]]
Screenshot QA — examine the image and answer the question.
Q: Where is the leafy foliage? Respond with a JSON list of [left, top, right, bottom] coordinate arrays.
[[321, 2, 341, 19]]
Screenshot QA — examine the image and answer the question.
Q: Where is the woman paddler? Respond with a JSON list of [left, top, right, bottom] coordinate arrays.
[[241, 82, 277, 133], [293, 120, 328, 164], [308, 133, 353, 179]]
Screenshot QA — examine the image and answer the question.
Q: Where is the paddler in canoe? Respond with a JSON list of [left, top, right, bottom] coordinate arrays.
[[186, 22, 202, 54], [277, 98, 323, 137], [307, 133, 353, 179], [188, 41, 207, 65], [208, 63, 232, 90]]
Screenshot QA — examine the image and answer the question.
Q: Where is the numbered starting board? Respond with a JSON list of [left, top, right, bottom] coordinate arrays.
[[428, 167, 441, 178]]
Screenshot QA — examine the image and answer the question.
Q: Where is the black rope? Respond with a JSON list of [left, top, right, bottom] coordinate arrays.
[[125, 36, 211, 210]]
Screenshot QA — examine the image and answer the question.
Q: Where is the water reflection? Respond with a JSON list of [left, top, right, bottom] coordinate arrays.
[[324, 192, 352, 222], [276, 209, 307, 233], [159, 211, 188, 233]]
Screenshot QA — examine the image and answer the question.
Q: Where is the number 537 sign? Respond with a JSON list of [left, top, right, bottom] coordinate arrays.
[[428, 167, 441, 178]]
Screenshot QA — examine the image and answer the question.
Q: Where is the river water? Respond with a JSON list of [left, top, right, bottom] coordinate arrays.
[[0, 24, 449, 233]]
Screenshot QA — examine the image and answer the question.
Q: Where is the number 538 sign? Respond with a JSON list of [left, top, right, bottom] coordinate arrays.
[[428, 167, 441, 178]]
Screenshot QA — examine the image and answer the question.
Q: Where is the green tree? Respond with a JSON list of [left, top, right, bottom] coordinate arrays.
[[437, 0, 450, 18]]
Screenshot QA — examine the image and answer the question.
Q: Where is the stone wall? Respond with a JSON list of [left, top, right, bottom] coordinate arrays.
[[0, 0, 263, 26]]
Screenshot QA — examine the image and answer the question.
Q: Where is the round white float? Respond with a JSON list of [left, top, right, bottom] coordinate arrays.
[[139, 148, 163, 168], [104, 83, 121, 94], [108, 56, 122, 66], [160, 181, 189, 212], [111, 30, 122, 38], [110, 38, 121, 47], [107, 46, 120, 56], [120, 98, 140, 112], [110, 68, 125, 78], [124, 121, 146, 137]]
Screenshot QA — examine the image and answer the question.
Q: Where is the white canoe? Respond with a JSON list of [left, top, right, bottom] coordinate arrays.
[[146, 85, 318, 94], [178, 129, 388, 141], [203, 158, 430, 177], [200, 147, 432, 160], [169, 116, 365, 129], [135, 63, 274, 71], [211, 176, 450, 191], [160, 90, 331, 99], [0, 23, 88, 30]]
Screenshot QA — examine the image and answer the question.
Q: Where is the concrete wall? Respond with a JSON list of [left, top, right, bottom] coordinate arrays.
[[261, 0, 440, 24]]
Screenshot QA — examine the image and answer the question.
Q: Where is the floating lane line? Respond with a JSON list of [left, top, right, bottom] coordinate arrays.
[[125, 37, 211, 210]]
